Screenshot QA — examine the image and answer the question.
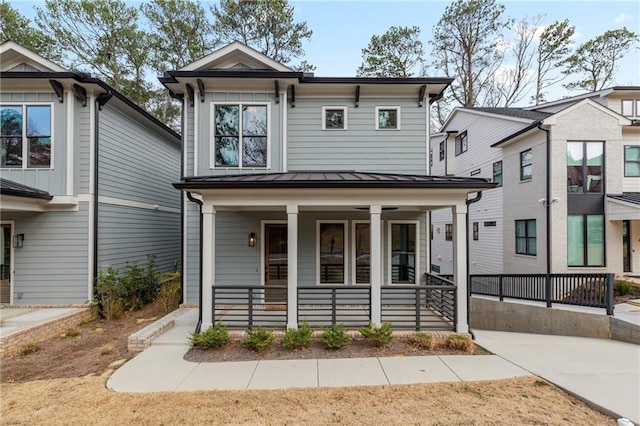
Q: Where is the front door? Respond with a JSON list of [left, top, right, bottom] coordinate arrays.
[[1, 223, 12, 303], [623, 220, 631, 273], [264, 224, 287, 303]]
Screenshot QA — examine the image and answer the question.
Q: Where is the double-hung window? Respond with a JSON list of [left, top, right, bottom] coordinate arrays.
[[1, 104, 52, 168], [213, 104, 268, 168], [455, 131, 468, 155], [515, 219, 536, 256], [520, 149, 532, 181], [624, 145, 640, 177], [493, 161, 503, 187], [567, 142, 603, 193], [445, 224, 453, 241]]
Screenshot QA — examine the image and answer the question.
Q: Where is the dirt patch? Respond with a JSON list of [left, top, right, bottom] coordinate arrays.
[[615, 279, 640, 304], [185, 337, 490, 363], [1, 375, 614, 425], [0, 301, 166, 384]]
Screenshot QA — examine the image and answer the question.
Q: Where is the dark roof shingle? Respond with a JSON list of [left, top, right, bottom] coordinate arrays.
[[469, 107, 551, 121], [607, 193, 640, 205]]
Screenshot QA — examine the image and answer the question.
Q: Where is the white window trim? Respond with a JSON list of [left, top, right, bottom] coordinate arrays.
[[621, 99, 635, 117], [209, 101, 271, 170], [375, 106, 401, 130], [321, 106, 348, 130], [387, 220, 420, 285], [0, 102, 54, 170], [316, 220, 348, 285]]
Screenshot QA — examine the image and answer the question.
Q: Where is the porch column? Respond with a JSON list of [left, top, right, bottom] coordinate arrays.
[[287, 204, 298, 329], [453, 203, 468, 333], [201, 203, 216, 330], [370, 205, 382, 326]]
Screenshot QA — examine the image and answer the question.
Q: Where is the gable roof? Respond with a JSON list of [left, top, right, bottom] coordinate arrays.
[[525, 86, 640, 112], [179, 41, 293, 72], [542, 98, 631, 126], [468, 107, 551, 121], [0, 40, 67, 72], [0, 178, 53, 200]]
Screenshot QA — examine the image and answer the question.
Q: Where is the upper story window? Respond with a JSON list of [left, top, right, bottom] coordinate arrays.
[[322, 106, 347, 130], [439, 141, 445, 161], [621, 99, 640, 117], [445, 223, 453, 241], [520, 149, 532, 181], [493, 161, 503, 187], [1, 104, 52, 168], [624, 145, 640, 177], [515, 219, 536, 256], [213, 104, 268, 168], [455, 131, 468, 155], [375, 106, 400, 130], [567, 142, 603, 193]]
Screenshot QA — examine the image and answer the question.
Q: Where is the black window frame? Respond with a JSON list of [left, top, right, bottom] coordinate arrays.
[[520, 149, 532, 181], [492, 160, 503, 187], [515, 219, 536, 256], [472, 222, 479, 240], [567, 214, 605, 267], [445, 224, 453, 241], [455, 131, 468, 156], [439, 141, 445, 161], [567, 141, 604, 193], [624, 145, 640, 177]]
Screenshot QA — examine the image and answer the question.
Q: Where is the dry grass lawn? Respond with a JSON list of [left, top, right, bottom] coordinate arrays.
[[1, 375, 614, 425]]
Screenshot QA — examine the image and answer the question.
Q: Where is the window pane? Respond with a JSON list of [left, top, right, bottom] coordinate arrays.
[[624, 146, 640, 177], [242, 136, 267, 167], [378, 109, 397, 129], [242, 105, 267, 136], [625, 162, 640, 177], [529, 238, 537, 256], [527, 220, 536, 236], [319, 223, 344, 283], [0, 106, 22, 136], [26, 106, 51, 137], [214, 106, 239, 136], [621, 99, 633, 116], [1, 137, 22, 166], [493, 161, 502, 186], [325, 109, 344, 129], [391, 223, 416, 283], [28, 137, 51, 167], [586, 143, 602, 166], [625, 146, 640, 161], [521, 164, 532, 180], [586, 215, 604, 266], [355, 223, 370, 284], [516, 221, 526, 237], [516, 237, 527, 254], [521, 150, 532, 165], [567, 215, 584, 266], [215, 136, 239, 166]]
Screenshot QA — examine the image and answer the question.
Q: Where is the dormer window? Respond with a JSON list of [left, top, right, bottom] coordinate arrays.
[[322, 106, 347, 130], [1, 104, 52, 168], [213, 103, 268, 168]]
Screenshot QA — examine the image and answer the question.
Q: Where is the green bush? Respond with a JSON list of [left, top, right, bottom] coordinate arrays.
[[243, 326, 274, 352], [282, 321, 314, 350], [94, 267, 124, 320], [190, 323, 230, 350], [407, 332, 435, 350], [120, 256, 159, 310], [321, 323, 349, 350], [359, 321, 393, 347], [157, 271, 181, 314], [615, 280, 633, 296]]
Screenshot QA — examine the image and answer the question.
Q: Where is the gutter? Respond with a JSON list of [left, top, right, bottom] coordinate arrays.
[[185, 191, 204, 333], [465, 191, 483, 340]]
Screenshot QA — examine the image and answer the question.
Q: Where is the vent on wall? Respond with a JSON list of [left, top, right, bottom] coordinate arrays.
[[484, 221, 497, 227]]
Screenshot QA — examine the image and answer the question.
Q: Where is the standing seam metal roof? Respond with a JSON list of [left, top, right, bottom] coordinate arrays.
[[0, 178, 53, 200]]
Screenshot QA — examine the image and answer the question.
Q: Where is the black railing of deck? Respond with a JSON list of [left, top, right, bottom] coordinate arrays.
[[470, 273, 614, 315], [298, 285, 371, 328], [212, 285, 287, 329], [381, 284, 456, 331], [0, 265, 9, 280]]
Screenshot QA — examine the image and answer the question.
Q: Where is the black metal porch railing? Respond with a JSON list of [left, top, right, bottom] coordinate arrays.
[[297, 285, 370, 328], [0, 264, 9, 280], [381, 284, 456, 331], [212, 285, 287, 329], [470, 273, 614, 315]]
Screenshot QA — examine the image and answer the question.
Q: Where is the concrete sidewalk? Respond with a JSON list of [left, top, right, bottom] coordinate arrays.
[[474, 329, 640, 425]]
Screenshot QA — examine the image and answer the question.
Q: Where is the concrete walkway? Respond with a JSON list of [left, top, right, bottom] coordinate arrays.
[[474, 329, 640, 425]]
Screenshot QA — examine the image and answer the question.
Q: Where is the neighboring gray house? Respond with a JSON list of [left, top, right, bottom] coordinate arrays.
[[0, 41, 181, 305], [430, 87, 640, 278], [161, 42, 495, 332]]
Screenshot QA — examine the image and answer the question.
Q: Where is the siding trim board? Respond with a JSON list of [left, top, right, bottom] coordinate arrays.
[[98, 195, 181, 214]]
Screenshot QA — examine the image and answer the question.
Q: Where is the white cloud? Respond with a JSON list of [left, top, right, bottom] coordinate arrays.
[[614, 13, 632, 23]]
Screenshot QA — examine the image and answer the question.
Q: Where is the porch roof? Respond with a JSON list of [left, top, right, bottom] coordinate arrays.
[[607, 192, 640, 221], [173, 171, 496, 190], [0, 178, 53, 200]]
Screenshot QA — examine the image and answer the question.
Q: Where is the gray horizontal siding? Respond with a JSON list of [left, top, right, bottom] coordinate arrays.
[[185, 202, 200, 303], [3, 204, 90, 304], [98, 103, 181, 207], [97, 203, 181, 273], [75, 99, 92, 194], [288, 98, 427, 173]]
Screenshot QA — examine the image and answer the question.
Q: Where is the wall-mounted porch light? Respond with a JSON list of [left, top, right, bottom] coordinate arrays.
[[13, 234, 24, 248], [248, 232, 256, 247]]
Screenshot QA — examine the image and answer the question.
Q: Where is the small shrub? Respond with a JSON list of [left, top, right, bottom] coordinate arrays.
[[615, 280, 633, 296], [282, 321, 314, 350], [359, 321, 393, 347], [243, 326, 274, 352], [60, 328, 80, 339], [100, 344, 116, 355], [447, 335, 475, 353], [190, 323, 230, 350], [120, 256, 159, 311], [17, 342, 41, 356], [407, 332, 435, 350], [156, 271, 181, 314], [321, 323, 349, 350], [94, 267, 124, 320]]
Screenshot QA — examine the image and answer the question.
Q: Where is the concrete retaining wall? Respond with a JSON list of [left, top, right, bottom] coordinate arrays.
[[610, 317, 640, 344], [470, 297, 611, 339]]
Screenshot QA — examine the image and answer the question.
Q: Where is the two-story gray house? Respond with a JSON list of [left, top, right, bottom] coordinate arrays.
[[162, 42, 495, 333], [0, 41, 181, 305]]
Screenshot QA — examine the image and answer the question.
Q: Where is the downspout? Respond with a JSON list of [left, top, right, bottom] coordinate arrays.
[[170, 91, 185, 303], [465, 191, 483, 340], [537, 122, 552, 307], [92, 91, 113, 287], [185, 191, 203, 333]]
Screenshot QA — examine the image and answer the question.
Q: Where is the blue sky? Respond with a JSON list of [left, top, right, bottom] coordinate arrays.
[[13, 0, 640, 105]]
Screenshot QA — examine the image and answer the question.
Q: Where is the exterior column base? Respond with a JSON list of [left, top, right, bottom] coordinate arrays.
[[286, 322, 298, 330]]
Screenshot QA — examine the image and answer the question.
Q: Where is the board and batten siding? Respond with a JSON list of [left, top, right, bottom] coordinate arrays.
[[3, 204, 90, 304], [0, 92, 67, 195], [97, 204, 180, 273], [288, 98, 428, 173]]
